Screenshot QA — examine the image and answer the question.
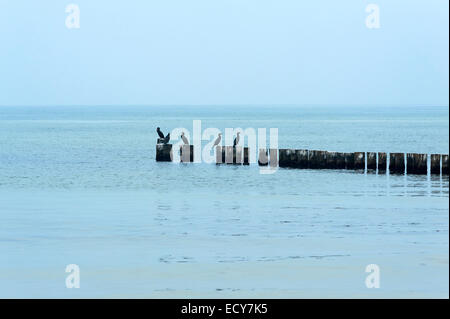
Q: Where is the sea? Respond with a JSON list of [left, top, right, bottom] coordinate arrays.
[[0, 105, 448, 298]]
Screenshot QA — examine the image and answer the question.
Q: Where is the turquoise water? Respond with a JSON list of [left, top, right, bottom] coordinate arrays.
[[0, 105, 448, 298]]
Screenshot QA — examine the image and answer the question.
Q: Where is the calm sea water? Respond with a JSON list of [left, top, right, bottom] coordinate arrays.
[[0, 105, 448, 298]]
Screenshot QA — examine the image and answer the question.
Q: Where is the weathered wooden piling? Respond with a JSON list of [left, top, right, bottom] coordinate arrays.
[[258, 149, 268, 166], [325, 151, 338, 169], [367, 152, 377, 172], [235, 146, 243, 164], [354, 152, 365, 170], [180, 145, 194, 163], [430, 154, 440, 175], [335, 152, 346, 169], [344, 153, 355, 170], [279, 149, 292, 168], [389, 153, 405, 174], [309, 150, 328, 169], [225, 146, 234, 164], [443, 155, 449, 175], [156, 144, 172, 162], [216, 146, 249, 165], [297, 150, 309, 168], [243, 147, 249, 165], [378, 152, 387, 173], [406, 153, 427, 175], [216, 146, 224, 164], [269, 149, 278, 167]]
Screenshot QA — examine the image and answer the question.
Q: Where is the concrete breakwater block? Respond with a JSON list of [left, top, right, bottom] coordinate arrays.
[[378, 152, 387, 173], [156, 144, 173, 162], [443, 155, 449, 175], [389, 153, 405, 174], [180, 145, 194, 163], [406, 153, 427, 175]]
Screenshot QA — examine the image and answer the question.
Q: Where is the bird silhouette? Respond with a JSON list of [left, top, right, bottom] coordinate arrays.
[[156, 127, 165, 139], [162, 133, 170, 144], [233, 132, 240, 147], [212, 133, 222, 148], [181, 132, 189, 145]]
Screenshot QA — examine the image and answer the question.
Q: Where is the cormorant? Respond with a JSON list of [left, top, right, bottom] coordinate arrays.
[[156, 127, 165, 139], [233, 132, 240, 147], [212, 133, 222, 148], [181, 132, 189, 145], [162, 133, 170, 144]]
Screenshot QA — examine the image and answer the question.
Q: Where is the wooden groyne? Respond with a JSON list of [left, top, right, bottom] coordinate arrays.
[[156, 143, 449, 176], [216, 146, 250, 165]]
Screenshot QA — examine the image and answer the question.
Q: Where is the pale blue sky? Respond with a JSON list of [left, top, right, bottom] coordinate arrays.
[[0, 0, 448, 106]]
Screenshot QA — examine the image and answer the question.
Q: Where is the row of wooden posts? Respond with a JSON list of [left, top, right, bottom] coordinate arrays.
[[156, 144, 449, 175]]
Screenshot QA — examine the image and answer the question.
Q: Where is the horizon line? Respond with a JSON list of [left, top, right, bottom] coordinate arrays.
[[0, 104, 449, 108]]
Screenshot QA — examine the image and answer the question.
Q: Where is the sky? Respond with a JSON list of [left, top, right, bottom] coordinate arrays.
[[0, 0, 448, 106]]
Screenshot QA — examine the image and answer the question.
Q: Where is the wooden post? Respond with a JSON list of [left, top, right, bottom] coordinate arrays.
[[309, 150, 327, 169], [378, 152, 387, 173], [389, 153, 405, 174], [406, 153, 427, 175], [156, 144, 172, 162], [367, 152, 377, 172], [354, 152, 365, 170], [258, 149, 268, 166], [325, 151, 338, 169], [243, 147, 249, 165], [430, 154, 440, 175], [225, 146, 234, 164], [180, 145, 194, 163], [334, 152, 346, 169], [269, 149, 278, 167], [344, 153, 355, 170], [279, 149, 290, 168], [215, 146, 223, 164], [443, 155, 449, 175], [296, 149, 309, 168], [235, 146, 243, 164]]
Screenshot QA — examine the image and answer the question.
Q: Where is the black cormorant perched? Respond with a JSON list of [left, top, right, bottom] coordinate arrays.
[[162, 133, 170, 144], [156, 127, 165, 139]]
